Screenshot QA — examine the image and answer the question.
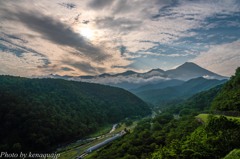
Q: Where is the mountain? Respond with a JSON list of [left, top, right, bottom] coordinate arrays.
[[0, 75, 151, 152], [165, 62, 227, 80], [135, 77, 227, 105], [131, 79, 184, 93], [141, 68, 166, 78], [48, 62, 228, 90], [113, 70, 137, 76]]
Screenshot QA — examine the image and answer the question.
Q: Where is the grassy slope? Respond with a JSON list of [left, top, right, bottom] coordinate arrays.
[[196, 114, 240, 123], [224, 149, 240, 159]]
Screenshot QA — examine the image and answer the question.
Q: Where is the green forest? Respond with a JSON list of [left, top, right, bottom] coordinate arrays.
[[88, 67, 240, 159], [0, 76, 151, 153], [212, 67, 240, 112]]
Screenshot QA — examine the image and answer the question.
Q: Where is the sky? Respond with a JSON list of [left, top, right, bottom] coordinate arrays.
[[0, 0, 239, 77]]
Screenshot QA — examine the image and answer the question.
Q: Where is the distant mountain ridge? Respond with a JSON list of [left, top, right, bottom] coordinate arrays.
[[48, 62, 228, 90], [135, 77, 227, 106], [131, 79, 184, 93]]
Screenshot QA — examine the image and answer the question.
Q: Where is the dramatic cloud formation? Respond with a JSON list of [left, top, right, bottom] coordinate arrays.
[[14, 11, 110, 62], [0, 0, 239, 76], [192, 41, 240, 76]]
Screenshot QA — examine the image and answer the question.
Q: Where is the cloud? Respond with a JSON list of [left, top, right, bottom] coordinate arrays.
[[61, 67, 74, 71], [110, 0, 136, 15], [0, 51, 47, 77], [119, 45, 127, 56], [80, 74, 169, 85], [0, 32, 50, 67], [192, 40, 240, 76], [58, 3, 76, 9], [64, 60, 106, 74], [117, 0, 240, 70], [0, 0, 128, 76], [88, 0, 114, 10], [5, 10, 110, 62], [1, 33, 41, 56], [95, 16, 142, 32]]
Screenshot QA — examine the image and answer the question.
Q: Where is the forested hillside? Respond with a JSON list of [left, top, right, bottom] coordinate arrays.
[[88, 84, 223, 159], [212, 67, 240, 111], [0, 76, 151, 152], [88, 68, 240, 159], [161, 84, 223, 116], [135, 77, 226, 106]]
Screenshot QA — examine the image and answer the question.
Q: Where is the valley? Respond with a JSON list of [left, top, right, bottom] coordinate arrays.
[[0, 66, 239, 159], [1, 1, 240, 159], [85, 67, 240, 159], [58, 121, 135, 159]]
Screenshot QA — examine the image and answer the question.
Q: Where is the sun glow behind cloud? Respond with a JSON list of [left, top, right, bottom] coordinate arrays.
[[80, 27, 94, 40]]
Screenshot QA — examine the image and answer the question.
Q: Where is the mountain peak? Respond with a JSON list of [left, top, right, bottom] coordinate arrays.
[[177, 62, 202, 69], [166, 62, 227, 81], [98, 73, 111, 77], [116, 70, 138, 76], [148, 68, 164, 73], [174, 62, 213, 73]]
